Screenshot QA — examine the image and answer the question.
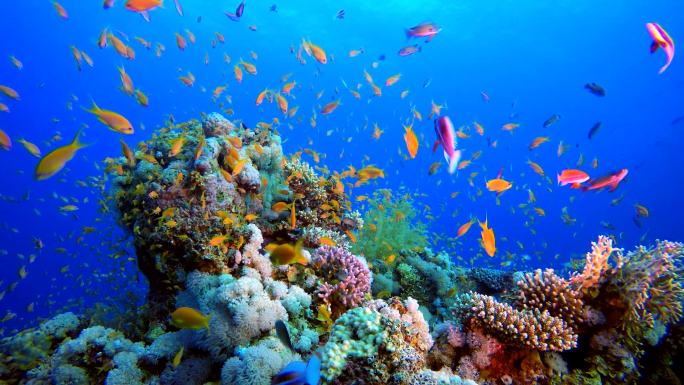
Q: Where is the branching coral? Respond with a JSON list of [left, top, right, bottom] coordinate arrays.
[[570, 235, 621, 292], [454, 292, 577, 352], [313, 246, 371, 314], [517, 269, 585, 330]]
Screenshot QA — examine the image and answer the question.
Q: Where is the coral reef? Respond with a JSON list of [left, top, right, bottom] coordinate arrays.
[[1, 114, 683, 385]]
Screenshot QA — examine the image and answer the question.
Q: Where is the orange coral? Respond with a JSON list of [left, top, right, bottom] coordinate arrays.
[[570, 235, 622, 291]]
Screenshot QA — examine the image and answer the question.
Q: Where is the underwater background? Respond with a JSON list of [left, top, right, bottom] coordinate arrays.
[[0, 1, 683, 384]]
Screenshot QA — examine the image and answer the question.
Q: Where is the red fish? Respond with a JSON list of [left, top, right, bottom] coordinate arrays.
[[646, 22, 675, 74], [557, 169, 589, 186], [582, 169, 628, 192], [433, 116, 461, 174]]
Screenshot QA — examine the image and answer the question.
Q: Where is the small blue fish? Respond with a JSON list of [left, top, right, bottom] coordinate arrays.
[[271, 354, 320, 385]]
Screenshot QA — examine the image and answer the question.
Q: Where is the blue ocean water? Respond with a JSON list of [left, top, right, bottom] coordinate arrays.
[[0, 0, 682, 336]]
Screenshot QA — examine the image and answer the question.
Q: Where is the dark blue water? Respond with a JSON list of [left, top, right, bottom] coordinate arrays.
[[0, 1, 682, 335]]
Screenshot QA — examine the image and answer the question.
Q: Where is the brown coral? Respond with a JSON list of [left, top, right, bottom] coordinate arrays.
[[517, 268, 585, 330], [456, 292, 577, 352]]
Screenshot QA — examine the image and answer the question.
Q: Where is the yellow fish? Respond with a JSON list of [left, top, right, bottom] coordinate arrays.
[[35, 130, 87, 180], [266, 239, 307, 265], [171, 307, 211, 330]]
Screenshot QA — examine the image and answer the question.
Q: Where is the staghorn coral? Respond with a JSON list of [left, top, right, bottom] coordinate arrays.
[[313, 246, 372, 319], [517, 268, 585, 330], [454, 291, 578, 352]]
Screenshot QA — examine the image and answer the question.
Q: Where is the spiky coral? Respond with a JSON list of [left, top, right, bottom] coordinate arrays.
[[454, 292, 578, 352], [517, 269, 585, 330]]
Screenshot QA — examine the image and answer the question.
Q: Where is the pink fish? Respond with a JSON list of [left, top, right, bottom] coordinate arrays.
[[433, 116, 461, 174], [646, 22, 675, 74], [582, 169, 628, 192], [398, 44, 421, 57], [406, 22, 441, 42]]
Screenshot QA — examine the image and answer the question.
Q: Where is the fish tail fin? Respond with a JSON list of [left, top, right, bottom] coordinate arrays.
[[204, 315, 211, 330], [70, 129, 91, 150], [405, 29, 411, 39], [447, 150, 461, 174]]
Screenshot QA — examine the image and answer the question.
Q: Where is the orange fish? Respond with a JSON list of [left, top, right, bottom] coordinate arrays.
[[486, 178, 512, 193], [118, 66, 134, 95], [108, 33, 130, 59], [282, 81, 296, 95], [303, 39, 327, 64], [290, 200, 296, 229], [427, 100, 446, 119], [252, 89, 268, 106], [35, 130, 87, 180], [385, 74, 401, 87], [0, 129, 11, 151], [403, 122, 418, 158], [526, 160, 544, 177], [348, 49, 364, 57], [175, 33, 187, 50], [528, 136, 550, 150], [98, 28, 109, 49], [557, 169, 590, 186], [321, 100, 341, 115], [70, 46, 82, 71], [52, 1, 68, 19], [233, 65, 243, 83], [275, 93, 288, 114], [501, 123, 519, 132], [125, 0, 162, 12], [456, 218, 475, 238], [479, 217, 496, 257], [85, 101, 134, 134], [239, 59, 257, 75], [0, 85, 20, 100]]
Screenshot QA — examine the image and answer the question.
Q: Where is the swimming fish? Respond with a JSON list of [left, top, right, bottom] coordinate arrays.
[[18, 139, 41, 157], [170, 307, 211, 330], [85, 101, 134, 134], [557, 169, 589, 186], [587, 121, 602, 139], [486, 178, 512, 193], [271, 353, 321, 385], [266, 239, 307, 265], [646, 22, 675, 74], [542, 114, 561, 128], [398, 45, 421, 57], [403, 122, 418, 158], [456, 218, 475, 238], [0, 129, 10, 151], [35, 130, 87, 180], [406, 22, 441, 42], [275, 320, 294, 352], [433, 116, 461, 174], [582, 169, 628, 192], [479, 217, 496, 257], [584, 82, 606, 97]]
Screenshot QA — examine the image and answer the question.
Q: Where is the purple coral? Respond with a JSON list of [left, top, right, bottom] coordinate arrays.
[[313, 246, 371, 309]]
